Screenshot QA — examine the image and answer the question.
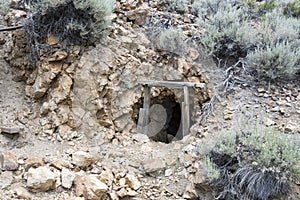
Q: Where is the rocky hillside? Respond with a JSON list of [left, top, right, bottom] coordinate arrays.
[[0, 0, 299, 199]]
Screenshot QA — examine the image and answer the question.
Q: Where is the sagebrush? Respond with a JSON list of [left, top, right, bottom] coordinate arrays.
[[0, 0, 10, 16], [22, 0, 115, 63], [193, 0, 300, 80], [165, 0, 189, 14], [247, 41, 300, 80], [157, 27, 185, 56], [202, 117, 300, 199]]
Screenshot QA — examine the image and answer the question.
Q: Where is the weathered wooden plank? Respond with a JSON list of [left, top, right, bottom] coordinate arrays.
[[181, 102, 187, 138], [183, 86, 190, 137], [137, 108, 149, 135], [138, 81, 205, 88], [143, 86, 151, 109], [0, 25, 23, 32]]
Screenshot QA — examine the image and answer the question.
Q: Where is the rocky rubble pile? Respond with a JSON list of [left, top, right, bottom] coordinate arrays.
[[0, 134, 216, 200]]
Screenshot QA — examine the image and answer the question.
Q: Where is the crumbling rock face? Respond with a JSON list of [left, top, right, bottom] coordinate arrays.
[[2, 0, 214, 142]]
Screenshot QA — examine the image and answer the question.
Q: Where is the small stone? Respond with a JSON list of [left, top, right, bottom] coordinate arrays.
[[271, 106, 280, 112], [116, 188, 128, 198], [116, 187, 138, 198], [277, 99, 287, 106], [263, 93, 269, 98], [257, 87, 265, 93], [72, 151, 93, 168], [132, 133, 150, 143], [48, 51, 68, 61], [279, 108, 285, 115], [265, 118, 276, 126], [51, 159, 72, 170], [187, 47, 199, 61], [26, 166, 56, 192], [285, 103, 292, 107], [61, 167, 75, 189], [12, 183, 32, 200], [0, 171, 13, 189], [285, 122, 300, 133], [224, 113, 232, 120], [125, 174, 141, 190], [18, 159, 25, 165], [194, 170, 207, 186], [164, 169, 173, 177], [25, 157, 44, 171], [119, 178, 126, 187], [126, 188, 138, 197], [0, 151, 19, 171], [100, 168, 114, 186], [40, 102, 50, 115], [108, 192, 119, 200], [47, 34, 58, 45], [74, 174, 108, 200], [142, 158, 166, 174], [183, 183, 198, 199], [0, 125, 23, 135]]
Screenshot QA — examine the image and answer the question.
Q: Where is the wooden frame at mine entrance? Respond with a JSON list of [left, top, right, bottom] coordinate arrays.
[[137, 81, 206, 138]]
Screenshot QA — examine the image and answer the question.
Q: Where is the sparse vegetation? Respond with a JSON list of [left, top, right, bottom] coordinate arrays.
[[203, 118, 300, 199], [193, 0, 300, 80], [157, 27, 185, 56], [201, 156, 220, 180], [22, 0, 115, 63], [0, 0, 10, 16], [165, 0, 189, 14], [194, 1, 251, 58], [247, 41, 300, 80]]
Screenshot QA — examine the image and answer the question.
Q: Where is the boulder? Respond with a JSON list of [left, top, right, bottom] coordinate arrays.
[[72, 151, 93, 168], [74, 174, 108, 200], [61, 167, 75, 189], [142, 158, 166, 174], [26, 166, 56, 192], [0, 151, 18, 171]]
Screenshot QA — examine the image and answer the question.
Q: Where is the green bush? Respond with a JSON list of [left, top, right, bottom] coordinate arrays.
[[195, 3, 252, 57], [247, 41, 300, 80], [157, 27, 185, 56], [258, 10, 300, 45], [261, 0, 300, 17], [192, 0, 240, 16], [206, 118, 300, 199], [193, 0, 300, 80], [201, 156, 220, 180], [23, 0, 115, 62], [165, 0, 190, 14], [0, 0, 10, 16]]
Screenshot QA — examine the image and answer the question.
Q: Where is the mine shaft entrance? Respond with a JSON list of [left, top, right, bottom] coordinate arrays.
[[150, 92, 182, 143], [131, 90, 182, 143], [134, 81, 206, 143]]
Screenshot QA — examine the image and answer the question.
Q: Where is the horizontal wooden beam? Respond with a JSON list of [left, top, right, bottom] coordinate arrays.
[[0, 25, 23, 32], [138, 80, 205, 88]]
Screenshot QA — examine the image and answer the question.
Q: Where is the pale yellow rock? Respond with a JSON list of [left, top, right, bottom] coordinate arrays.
[[26, 166, 56, 192], [74, 175, 108, 200], [0, 151, 19, 171], [61, 168, 75, 189], [72, 151, 93, 168], [12, 183, 32, 200], [125, 174, 141, 190]]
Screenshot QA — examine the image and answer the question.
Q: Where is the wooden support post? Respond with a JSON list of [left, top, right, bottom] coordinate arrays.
[[137, 85, 151, 135], [143, 85, 150, 109], [182, 86, 190, 137]]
